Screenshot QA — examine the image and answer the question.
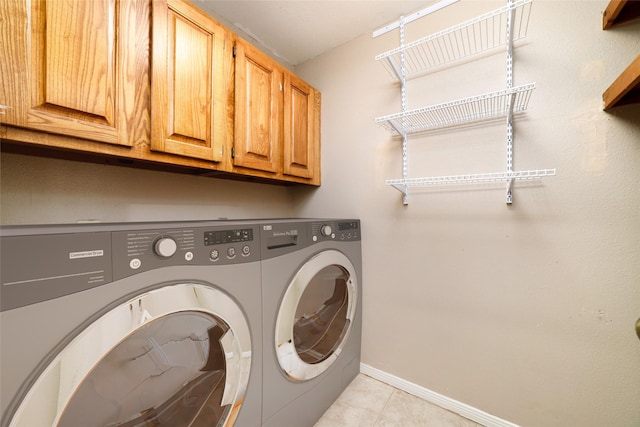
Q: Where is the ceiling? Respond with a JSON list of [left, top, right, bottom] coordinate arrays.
[[193, 1, 432, 67]]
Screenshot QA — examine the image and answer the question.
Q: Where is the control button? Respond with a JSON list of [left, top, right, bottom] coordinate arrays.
[[210, 249, 220, 261], [185, 251, 194, 261], [130, 258, 142, 269], [242, 245, 251, 256], [320, 224, 333, 237], [312, 235, 318, 242], [227, 247, 236, 258], [154, 237, 177, 258]]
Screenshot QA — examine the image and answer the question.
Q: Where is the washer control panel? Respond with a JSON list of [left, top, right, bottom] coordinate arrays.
[[204, 228, 253, 262], [112, 224, 259, 280], [204, 228, 252, 245], [311, 220, 360, 243], [154, 237, 178, 258]]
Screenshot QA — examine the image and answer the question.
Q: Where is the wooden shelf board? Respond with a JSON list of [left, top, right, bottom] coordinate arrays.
[[603, 55, 640, 110], [603, 0, 640, 29]]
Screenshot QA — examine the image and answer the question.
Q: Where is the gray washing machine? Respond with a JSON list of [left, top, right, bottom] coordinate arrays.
[[260, 219, 362, 427], [0, 220, 263, 427]]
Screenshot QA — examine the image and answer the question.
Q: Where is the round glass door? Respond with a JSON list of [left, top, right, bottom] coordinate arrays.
[[7, 283, 251, 427], [275, 250, 358, 381]]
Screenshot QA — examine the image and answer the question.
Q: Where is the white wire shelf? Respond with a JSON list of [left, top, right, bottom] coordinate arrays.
[[387, 168, 556, 192], [375, 83, 535, 135], [376, 0, 533, 80]]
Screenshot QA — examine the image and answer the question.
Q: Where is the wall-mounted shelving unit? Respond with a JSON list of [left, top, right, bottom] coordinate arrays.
[[374, 0, 555, 205], [602, 0, 640, 110]]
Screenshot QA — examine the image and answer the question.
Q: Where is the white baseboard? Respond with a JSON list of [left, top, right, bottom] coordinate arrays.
[[359, 363, 520, 427]]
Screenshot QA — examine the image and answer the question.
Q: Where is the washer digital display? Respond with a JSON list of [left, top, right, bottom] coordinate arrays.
[[204, 229, 253, 246]]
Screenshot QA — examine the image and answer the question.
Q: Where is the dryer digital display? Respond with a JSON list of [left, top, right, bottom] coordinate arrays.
[[338, 221, 359, 231]]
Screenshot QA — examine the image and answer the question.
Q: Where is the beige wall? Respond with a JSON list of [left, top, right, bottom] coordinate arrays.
[[294, 1, 640, 426], [0, 154, 296, 223]]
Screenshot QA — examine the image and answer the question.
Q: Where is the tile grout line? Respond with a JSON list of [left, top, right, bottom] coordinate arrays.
[[371, 380, 397, 427]]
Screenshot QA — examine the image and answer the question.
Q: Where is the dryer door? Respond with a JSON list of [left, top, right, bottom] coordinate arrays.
[[275, 250, 358, 381], [6, 283, 251, 427]]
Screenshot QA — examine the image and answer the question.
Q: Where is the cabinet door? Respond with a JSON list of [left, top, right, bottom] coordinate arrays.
[[283, 73, 320, 179], [0, 0, 136, 146], [151, 0, 227, 162], [233, 39, 282, 173]]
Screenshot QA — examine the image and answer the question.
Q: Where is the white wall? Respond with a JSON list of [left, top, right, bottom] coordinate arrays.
[[294, 1, 640, 426], [0, 154, 296, 223]]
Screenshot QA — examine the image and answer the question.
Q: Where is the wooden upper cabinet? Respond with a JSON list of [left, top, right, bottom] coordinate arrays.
[[234, 37, 321, 182], [0, 0, 138, 146], [233, 39, 282, 173], [283, 73, 320, 179], [1, 0, 320, 185], [151, 0, 229, 162]]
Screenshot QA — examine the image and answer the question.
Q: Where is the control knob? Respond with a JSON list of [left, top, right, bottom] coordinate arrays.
[[320, 224, 333, 237], [154, 237, 178, 258]]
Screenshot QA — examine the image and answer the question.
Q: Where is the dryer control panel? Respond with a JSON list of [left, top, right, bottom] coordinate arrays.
[[260, 219, 361, 260], [311, 220, 360, 243]]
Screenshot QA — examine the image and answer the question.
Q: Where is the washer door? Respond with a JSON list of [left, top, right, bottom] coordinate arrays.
[[7, 283, 251, 427], [275, 250, 358, 381]]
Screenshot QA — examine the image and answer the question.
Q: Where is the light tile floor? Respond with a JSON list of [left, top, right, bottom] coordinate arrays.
[[314, 374, 483, 427]]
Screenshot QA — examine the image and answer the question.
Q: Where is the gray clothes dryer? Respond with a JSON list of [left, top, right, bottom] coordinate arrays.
[[260, 219, 362, 427], [0, 221, 263, 427]]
